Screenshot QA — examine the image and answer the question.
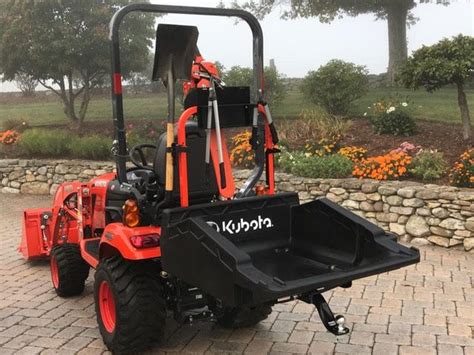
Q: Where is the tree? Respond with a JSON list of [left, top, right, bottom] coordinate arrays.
[[301, 59, 368, 115], [14, 73, 38, 97], [399, 35, 474, 141], [0, 0, 155, 128], [222, 65, 286, 108], [232, 0, 450, 84]]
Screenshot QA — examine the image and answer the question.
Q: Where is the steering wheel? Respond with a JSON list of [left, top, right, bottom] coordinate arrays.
[[129, 144, 157, 170]]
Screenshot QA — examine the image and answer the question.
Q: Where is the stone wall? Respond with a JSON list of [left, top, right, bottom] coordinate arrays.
[[1, 159, 472, 251]]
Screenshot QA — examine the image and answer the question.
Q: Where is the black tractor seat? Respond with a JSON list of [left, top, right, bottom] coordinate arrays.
[[154, 121, 219, 205]]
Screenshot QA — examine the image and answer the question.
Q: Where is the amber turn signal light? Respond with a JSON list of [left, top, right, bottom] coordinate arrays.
[[123, 199, 140, 227]]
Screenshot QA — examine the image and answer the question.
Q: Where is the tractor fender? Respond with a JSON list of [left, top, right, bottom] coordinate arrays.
[[99, 223, 162, 261]]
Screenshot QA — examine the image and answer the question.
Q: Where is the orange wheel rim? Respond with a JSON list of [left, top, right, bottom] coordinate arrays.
[[50, 256, 59, 289], [99, 281, 116, 333]]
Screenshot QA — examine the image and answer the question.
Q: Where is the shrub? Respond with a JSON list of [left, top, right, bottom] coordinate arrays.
[[449, 149, 473, 187], [353, 151, 412, 180], [368, 98, 416, 136], [0, 130, 21, 145], [71, 135, 111, 160], [301, 59, 368, 115], [280, 151, 353, 179], [230, 130, 254, 168], [408, 150, 447, 181], [338, 146, 367, 162], [2, 118, 30, 132], [19, 129, 71, 157], [278, 110, 351, 150]]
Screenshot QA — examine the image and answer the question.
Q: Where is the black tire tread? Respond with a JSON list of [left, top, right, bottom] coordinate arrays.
[[50, 243, 90, 297], [94, 256, 166, 354], [216, 303, 273, 328]]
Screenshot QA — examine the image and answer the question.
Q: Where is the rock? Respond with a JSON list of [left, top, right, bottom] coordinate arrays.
[[458, 191, 474, 201], [429, 226, 453, 238], [439, 218, 464, 231], [342, 200, 359, 209], [398, 216, 409, 224], [454, 230, 472, 238], [464, 238, 474, 251], [390, 206, 414, 215], [349, 192, 367, 201], [1, 177, 8, 186], [36, 175, 47, 182], [298, 192, 311, 200], [367, 193, 381, 201], [406, 215, 430, 238], [403, 198, 424, 208], [449, 239, 463, 247], [18, 160, 28, 167], [290, 177, 304, 185], [329, 187, 346, 196], [319, 184, 330, 192], [427, 236, 450, 247], [386, 195, 403, 206], [432, 207, 449, 219], [416, 190, 439, 200], [361, 183, 378, 193], [465, 221, 474, 232], [341, 179, 363, 190], [55, 164, 68, 174], [416, 208, 431, 217], [25, 174, 35, 182], [389, 223, 405, 236], [373, 201, 384, 212], [64, 174, 78, 180], [49, 184, 59, 195], [20, 182, 50, 195], [10, 181, 20, 188], [278, 182, 295, 192], [397, 187, 416, 198], [426, 202, 441, 208], [411, 237, 432, 247], [426, 217, 441, 226], [378, 186, 397, 196], [326, 193, 343, 203], [439, 191, 457, 200], [2, 187, 20, 194], [8, 170, 24, 180], [95, 169, 108, 176], [376, 212, 399, 223], [37, 166, 48, 175], [360, 201, 374, 212]]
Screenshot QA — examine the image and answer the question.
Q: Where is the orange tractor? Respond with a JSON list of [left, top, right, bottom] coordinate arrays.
[[19, 4, 420, 353]]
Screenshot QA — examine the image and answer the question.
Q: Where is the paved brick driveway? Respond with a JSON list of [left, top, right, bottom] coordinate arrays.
[[0, 194, 473, 355]]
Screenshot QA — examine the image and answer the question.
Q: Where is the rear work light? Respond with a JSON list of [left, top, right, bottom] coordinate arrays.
[[130, 234, 160, 248]]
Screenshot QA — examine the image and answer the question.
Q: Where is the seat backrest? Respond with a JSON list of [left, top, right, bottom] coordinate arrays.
[[154, 121, 219, 204]]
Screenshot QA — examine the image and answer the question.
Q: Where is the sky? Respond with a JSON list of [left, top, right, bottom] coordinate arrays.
[[1, 0, 473, 92]]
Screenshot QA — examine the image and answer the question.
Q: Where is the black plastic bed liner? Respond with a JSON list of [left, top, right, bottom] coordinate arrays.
[[160, 193, 419, 307]]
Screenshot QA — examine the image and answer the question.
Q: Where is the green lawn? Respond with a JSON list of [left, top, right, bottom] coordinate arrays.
[[0, 87, 471, 128]]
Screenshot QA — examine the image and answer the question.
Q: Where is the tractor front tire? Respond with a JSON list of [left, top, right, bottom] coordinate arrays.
[[50, 243, 90, 297], [94, 256, 166, 354], [216, 303, 273, 328]]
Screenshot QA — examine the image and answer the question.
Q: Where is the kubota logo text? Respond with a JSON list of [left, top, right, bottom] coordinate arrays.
[[206, 215, 273, 235]]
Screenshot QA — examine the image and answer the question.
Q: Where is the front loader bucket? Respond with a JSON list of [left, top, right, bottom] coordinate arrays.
[[19, 208, 52, 260], [161, 193, 419, 307]]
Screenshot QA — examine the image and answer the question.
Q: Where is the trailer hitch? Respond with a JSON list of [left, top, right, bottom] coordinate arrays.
[[301, 293, 349, 336]]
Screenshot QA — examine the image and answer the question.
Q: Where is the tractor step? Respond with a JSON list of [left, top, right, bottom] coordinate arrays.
[[160, 192, 420, 307]]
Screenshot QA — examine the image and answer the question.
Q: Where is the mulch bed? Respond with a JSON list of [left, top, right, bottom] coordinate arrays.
[[341, 118, 472, 167]]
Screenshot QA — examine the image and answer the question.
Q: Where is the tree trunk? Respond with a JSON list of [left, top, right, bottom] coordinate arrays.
[[386, 4, 409, 85], [456, 82, 472, 141]]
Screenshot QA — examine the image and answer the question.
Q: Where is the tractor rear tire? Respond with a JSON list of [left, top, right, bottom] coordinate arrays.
[[50, 243, 90, 297], [94, 256, 166, 354], [216, 303, 273, 328]]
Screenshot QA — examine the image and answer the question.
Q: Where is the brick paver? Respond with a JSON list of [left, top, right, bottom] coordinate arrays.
[[0, 193, 473, 354]]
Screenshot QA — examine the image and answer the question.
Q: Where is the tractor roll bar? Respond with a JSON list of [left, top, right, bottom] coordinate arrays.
[[109, 3, 265, 186]]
